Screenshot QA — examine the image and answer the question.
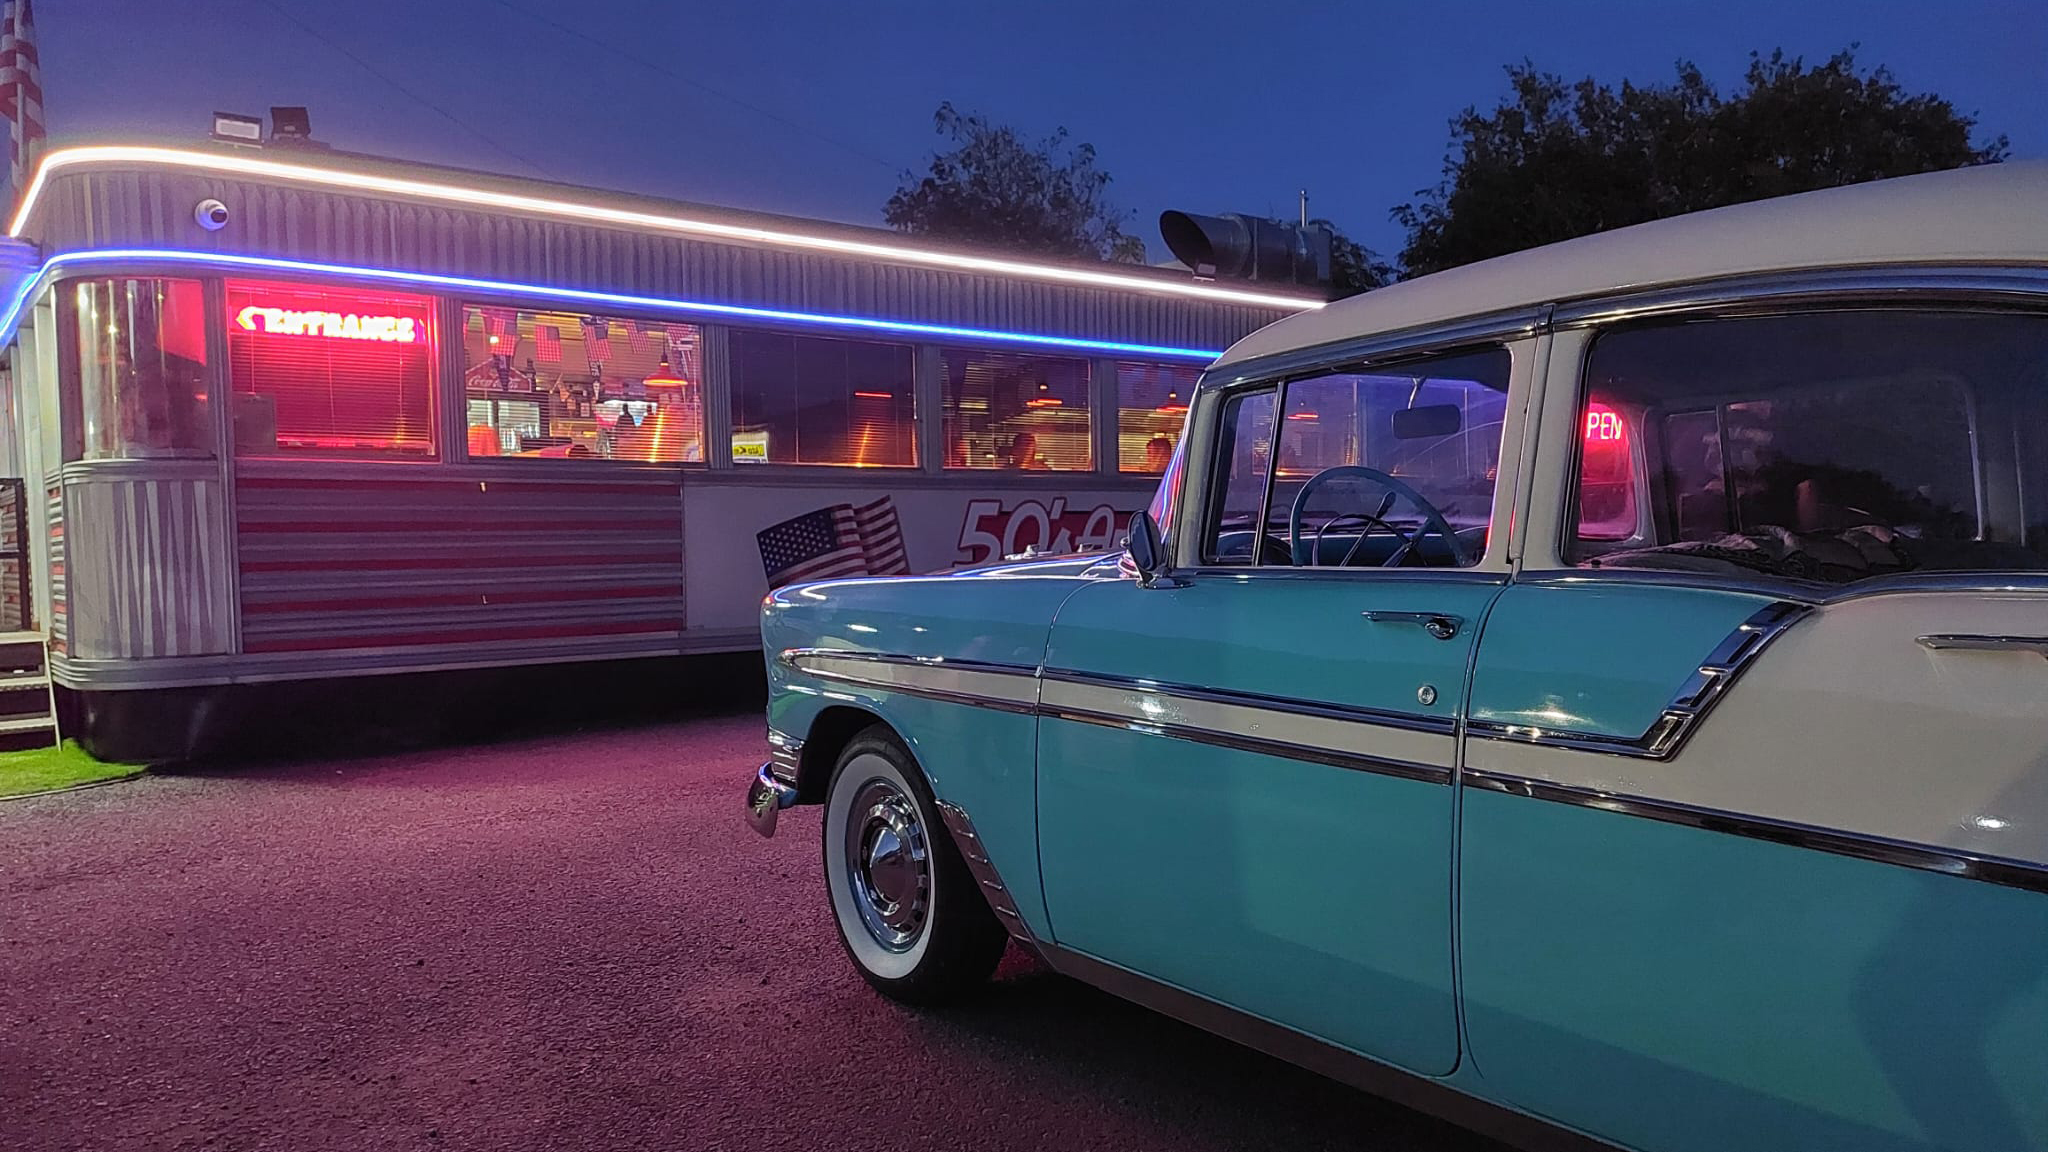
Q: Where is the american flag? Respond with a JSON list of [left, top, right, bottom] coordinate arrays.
[[481, 307, 518, 347], [535, 324, 562, 364], [0, 0, 43, 202], [581, 316, 611, 363], [756, 497, 910, 589], [634, 320, 666, 358]]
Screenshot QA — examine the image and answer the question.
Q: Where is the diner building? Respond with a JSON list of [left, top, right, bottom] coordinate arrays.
[[0, 139, 1318, 756]]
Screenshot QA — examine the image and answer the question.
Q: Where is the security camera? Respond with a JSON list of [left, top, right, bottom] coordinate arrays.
[[194, 199, 230, 231]]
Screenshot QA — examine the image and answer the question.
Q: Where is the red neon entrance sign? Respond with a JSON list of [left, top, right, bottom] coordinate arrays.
[[236, 304, 420, 343]]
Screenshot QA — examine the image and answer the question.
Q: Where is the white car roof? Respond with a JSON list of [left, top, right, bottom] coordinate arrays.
[[1216, 160, 2048, 368]]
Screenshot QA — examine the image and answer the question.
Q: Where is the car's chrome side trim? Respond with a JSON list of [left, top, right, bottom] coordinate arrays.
[[1040, 943, 1623, 1152], [778, 649, 1453, 783], [1039, 667, 1457, 737], [933, 800, 1044, 958], [778, 648, 1040, 714], [1202, 306, 1549, 389], [1040, 704, 1449, 784], [1467, 601, 1809, 760], [1549, 266, 2048, 329], [764, 726, 804, 783], [1515, 567, 2048, 606], [1463, 770, 2048, 896]]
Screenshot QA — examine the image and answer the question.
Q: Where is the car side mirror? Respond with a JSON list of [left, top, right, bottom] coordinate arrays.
[[1125, 510, 1182, 589]]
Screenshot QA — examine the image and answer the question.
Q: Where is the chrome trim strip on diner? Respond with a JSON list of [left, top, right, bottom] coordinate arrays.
[[1468, 602, 1809, 760], [932, 800, 1044, 958], [1548, 265, 2048, 329], [1917, 633, 2048, 657], [778, 649, 1041, 714], [1463, 769, 2048, 896]]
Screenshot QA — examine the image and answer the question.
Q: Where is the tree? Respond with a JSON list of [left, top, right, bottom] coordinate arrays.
[[1314, 217, 1395, 297], [885, 103, 1146, 263], [1394, 49, 2009, 276]]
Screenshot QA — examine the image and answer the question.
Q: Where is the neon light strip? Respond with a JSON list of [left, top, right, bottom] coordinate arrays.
[[9, 146, 1325, 312], [0, 249, 1225, 361]]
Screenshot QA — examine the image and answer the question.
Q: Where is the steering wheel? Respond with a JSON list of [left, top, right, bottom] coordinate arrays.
[[1288, 465, 1470, 568]]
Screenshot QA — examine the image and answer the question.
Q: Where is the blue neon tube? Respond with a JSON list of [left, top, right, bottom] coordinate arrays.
[[0, 248, 1224, 361]]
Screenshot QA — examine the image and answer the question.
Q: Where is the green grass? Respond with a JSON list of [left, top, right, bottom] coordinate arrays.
[[0, 740, 144, 798]]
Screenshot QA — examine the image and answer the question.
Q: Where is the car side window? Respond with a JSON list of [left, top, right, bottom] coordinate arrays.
[[1570, 310, 2048, 583], [1201, 348, 1510, 569], [1201, 389, 1277, 565]]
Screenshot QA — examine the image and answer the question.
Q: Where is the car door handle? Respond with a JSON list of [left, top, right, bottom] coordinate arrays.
[[1917, 633, 2048, 657], [1362, 611, 1464, 640]]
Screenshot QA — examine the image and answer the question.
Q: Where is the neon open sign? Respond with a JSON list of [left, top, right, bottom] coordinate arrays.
[[236, 304, 420, 343], [1585, 406, 1625, 442]]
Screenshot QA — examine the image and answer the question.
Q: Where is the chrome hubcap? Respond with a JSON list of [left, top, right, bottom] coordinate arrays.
[[844, 779, 930, 951]]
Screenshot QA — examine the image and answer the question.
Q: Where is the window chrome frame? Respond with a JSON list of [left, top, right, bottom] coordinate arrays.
[[1531, 267, 2048, 574], [1172, 317, 1542, 578], [1173, 265, 2048, 580]]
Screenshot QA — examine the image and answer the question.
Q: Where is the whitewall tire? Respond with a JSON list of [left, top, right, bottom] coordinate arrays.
[[822, 725, 1007, 1003]]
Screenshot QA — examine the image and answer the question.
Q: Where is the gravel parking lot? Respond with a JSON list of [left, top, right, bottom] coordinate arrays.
[[1, 713, 1507, 1152]]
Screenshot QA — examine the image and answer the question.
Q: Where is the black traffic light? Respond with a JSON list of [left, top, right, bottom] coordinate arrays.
[[1159, 211, 1332, 290]]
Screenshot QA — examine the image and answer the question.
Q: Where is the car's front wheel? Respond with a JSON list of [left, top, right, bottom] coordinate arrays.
[[822, 725, 1006, 1003]]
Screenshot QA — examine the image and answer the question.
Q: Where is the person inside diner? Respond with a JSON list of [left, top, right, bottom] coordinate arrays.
[[1009, 431, 1047, 470], [1145, 434, 1174, 472]]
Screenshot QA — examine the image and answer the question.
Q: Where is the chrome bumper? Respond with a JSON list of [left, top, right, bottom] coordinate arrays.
[[746, 761, 800, 837]]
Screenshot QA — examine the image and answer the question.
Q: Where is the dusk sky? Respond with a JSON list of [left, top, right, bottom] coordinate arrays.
[[52, 1, 2048, 261]]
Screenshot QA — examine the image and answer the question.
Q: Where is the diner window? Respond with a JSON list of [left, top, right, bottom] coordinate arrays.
[[226, 280, 436, 458], [57, 277, 212, 462], [461, 306, 704, 462], [728, 330, 915, 466], [1572, 311, 2048, 583], [943, 350, 1090, 470], [1117, 361, 1199, 473]]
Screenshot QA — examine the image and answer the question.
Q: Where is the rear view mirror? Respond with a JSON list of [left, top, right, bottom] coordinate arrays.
[[1392, 404, 1461, 440]]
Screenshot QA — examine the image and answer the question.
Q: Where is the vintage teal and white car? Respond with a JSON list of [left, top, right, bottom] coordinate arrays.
[[743, 163, 2048, 1152]]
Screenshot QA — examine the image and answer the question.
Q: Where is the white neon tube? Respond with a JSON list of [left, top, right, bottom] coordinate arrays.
[[9, 146, 1326, 313]]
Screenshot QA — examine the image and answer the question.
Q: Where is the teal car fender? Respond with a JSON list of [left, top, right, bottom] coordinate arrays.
[[759, 555, 1113, 940]]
